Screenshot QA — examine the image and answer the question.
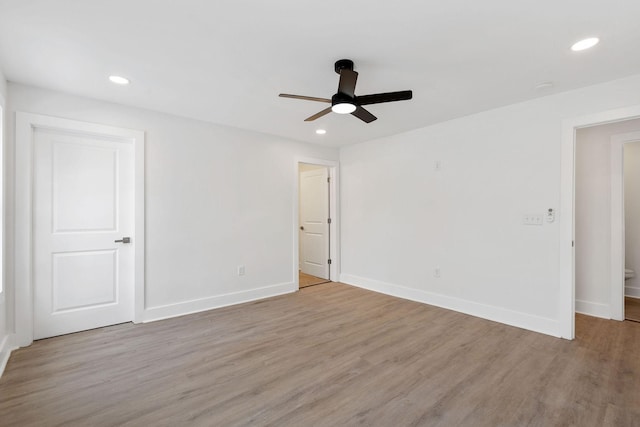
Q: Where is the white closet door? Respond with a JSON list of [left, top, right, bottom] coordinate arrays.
[[300, 168, 330, 279], [33, 128, 135, 339]]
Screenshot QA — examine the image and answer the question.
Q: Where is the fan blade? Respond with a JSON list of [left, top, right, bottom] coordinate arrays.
[[351, 106, 377, 123], [304, 107, 332, 122], [279, 94, 331, 103], [338, 69, 358, 97], [356, 90, 412, 105]]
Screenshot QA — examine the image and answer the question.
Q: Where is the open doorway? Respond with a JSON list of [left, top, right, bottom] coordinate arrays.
[[621, 137, 640, 322], [573, 118, 640, 328], [561, 105, 640, 339], [298, 163, 332, 288]]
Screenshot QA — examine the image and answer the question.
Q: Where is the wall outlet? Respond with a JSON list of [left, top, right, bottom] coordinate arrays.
[[434, 267, 441, 278], [523, 215, 543, 226], [237, 265, 245, 276]]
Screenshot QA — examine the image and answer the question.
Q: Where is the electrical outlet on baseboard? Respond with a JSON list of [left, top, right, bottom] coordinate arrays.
[[434, 267, 441, 278], [237, 265, 245, 276]]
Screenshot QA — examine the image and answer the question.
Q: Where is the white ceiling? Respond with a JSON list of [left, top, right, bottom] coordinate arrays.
[[1, 0, 639, 147]]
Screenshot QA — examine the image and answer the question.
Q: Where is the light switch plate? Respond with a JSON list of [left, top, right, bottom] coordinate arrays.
[[523, 215, 543, 225]]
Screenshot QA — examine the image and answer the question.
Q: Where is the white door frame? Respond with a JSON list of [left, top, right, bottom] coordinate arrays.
[[610, 131, 640, 320], [294, 157, 339, 287], [560, 104, 640, 339], [15, 113, 145, 347]]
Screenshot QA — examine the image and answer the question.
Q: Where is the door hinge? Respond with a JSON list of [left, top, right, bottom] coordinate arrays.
[[327, 177, 330, 183], [328, 259, 332, 265], [328, 218, 332, 224], [572, 240, 574, 247]]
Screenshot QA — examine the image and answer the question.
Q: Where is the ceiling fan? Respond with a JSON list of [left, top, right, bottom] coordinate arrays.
[[279, 59, 412, 123]]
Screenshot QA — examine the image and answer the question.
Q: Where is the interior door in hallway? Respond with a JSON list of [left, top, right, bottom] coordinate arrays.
[[299, 167, 330, 280], [33, 127, 135, 339]]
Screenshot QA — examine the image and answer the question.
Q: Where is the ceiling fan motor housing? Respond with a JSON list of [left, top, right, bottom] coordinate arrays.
[[332, 92, 354, 106], [334, 59, 354, 74]]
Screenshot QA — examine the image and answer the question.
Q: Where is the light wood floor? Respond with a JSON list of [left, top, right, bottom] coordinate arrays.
[[1, 283, 639, 426], [298, 271, 330, 288], [626, 296, 640, 322]]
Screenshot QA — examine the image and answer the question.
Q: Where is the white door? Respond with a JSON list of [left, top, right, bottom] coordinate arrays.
[[300, 167, 330, 279], [33, 128, 135, 339]]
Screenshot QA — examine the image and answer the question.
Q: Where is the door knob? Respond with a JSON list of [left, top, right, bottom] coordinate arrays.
[[300, 226, 304, 230], [115, 237, 131, 243]]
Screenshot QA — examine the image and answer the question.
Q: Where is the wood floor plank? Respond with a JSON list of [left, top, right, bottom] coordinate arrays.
[[1, 282, 639, 426], [626, 296, 640, 322], [298, 271, 330, 288]]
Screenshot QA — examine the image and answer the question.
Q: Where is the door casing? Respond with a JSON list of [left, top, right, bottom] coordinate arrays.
[[15, 113, 145, 347], [560, 105, 640, 339], [294, 158, 339, 288]]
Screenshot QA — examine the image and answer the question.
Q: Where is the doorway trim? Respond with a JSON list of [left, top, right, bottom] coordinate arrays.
[[560, 104, 640, 339], [14, 113, 145, 347], [610, 131, 640, 320], [294, 157, 339, 288]]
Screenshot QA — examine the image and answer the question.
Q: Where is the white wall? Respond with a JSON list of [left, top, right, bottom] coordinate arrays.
[[624, 142, 640, 298], [5, 83, 339, 328], [340, 73, 640, 338], [574, 119, 640, 317]]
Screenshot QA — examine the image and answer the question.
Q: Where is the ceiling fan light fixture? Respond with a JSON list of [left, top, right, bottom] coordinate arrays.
[[331, 92, 357, 114], [331, 102, 357, 114]]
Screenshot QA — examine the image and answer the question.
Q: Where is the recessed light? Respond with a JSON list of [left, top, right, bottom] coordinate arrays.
[[571, 37, 599, 52], [109, 75, 130, 85], [315, 129, 327, 135], [535, 81, 554, 91]]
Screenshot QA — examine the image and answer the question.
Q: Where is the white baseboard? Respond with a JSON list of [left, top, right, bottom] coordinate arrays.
[[625, 286, 640, 298], [142, 282, 296, 323], [340, 274, 562, 338], [0, 334, 17, 378], [575, 299, 610, 319]]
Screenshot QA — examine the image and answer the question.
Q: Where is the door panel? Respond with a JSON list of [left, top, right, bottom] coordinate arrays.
[[52, 250, 117, 312], [34, 129, 134, 339], [52, 142, 117, 232], [300, 168, 329, 279]]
